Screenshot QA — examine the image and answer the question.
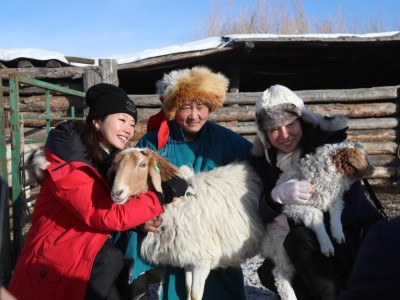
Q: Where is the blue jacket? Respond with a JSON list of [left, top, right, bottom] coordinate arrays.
[[120, 120, 252, 300]]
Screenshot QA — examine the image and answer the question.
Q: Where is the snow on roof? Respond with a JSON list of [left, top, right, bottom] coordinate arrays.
[[1, 32, 399, 66], [0, 48, 69, 63]]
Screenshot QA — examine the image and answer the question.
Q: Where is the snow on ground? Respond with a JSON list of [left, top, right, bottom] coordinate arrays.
[[242, 255, 275, 300], [148, 255, 275, 300]]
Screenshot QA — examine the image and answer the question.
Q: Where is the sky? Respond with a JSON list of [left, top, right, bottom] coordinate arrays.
[[1, 0, 399, 59]]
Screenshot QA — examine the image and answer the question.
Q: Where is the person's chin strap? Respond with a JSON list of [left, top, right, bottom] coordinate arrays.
[[146, 96, 170, 150]]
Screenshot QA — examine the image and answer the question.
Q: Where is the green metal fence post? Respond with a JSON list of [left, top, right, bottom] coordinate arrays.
[[8, 75, 23, 265], [0, 77, 13, 286]]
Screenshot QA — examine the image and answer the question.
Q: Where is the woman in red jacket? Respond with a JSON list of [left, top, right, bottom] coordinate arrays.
[[9, 83, 187, 300]]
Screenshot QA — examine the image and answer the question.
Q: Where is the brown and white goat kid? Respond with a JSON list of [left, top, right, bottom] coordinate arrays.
[[261, 141, 373, 300], [110, 147, 265, 300]]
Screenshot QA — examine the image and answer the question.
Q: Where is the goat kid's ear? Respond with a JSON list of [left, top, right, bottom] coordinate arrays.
[[342, 148, 369, 179], [148, 158, 163, 193]]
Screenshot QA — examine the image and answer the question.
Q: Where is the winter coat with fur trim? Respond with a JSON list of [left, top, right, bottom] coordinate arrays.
[[249, 115, 383, 256], [9, 121, 164, 300]]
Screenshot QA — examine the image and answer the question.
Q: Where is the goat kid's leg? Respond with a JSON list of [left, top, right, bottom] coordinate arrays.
[[272, 253, 297, 300], [329, 199, 345, 244], [295, 207, 334, 257], [189, 266, 210, 300]]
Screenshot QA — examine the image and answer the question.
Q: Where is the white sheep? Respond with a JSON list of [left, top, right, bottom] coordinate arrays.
[[261, 141, 373, 300], [110, 147, 265, 300]]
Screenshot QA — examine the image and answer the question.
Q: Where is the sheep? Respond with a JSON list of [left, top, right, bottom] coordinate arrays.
[[261, 141, 373, 300], [110, 147, 265, 300]]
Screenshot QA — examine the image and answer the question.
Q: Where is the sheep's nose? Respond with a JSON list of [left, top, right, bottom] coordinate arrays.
[[112, 190, 123, 197]]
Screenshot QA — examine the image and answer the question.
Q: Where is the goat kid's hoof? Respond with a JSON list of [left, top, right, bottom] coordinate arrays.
[[321, 245, 335, 257], [333, 236, 346, 244]]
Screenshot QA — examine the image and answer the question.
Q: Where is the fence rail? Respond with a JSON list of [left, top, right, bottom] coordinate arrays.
[[0, 75, 85, 283]]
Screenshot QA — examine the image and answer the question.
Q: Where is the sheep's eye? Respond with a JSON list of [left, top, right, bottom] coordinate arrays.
[[139, 162, 147, 168]]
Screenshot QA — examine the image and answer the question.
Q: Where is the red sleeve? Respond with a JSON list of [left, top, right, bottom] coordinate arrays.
[[48, 167, 164, 231]]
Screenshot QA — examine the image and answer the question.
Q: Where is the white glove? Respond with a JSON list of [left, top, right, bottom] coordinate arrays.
[[271, 179, 313, 204]]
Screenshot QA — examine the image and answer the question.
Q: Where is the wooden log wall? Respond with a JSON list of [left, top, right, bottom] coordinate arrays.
[[2, 76, 399, 181], [129, 86, 400, 182]]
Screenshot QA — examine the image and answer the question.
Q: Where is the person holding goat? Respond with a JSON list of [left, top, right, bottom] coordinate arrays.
[[250, 84, 384, 300], [116, 66, 252, 300], [9, 83, 185, 300]]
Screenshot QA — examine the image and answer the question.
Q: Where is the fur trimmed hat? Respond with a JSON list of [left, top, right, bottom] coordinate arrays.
[[156, 66, 229, 120], [255, 84, 304, 131], [85, 83, 137, 124], [253, 84, 348, 156]]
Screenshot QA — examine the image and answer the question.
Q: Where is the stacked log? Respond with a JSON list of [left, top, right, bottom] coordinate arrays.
[[128, 86, 400, 181], [3, 85, 399, 181]]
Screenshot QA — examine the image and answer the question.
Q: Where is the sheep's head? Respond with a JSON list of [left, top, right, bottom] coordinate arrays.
[[110, 148, 179, 204], [331, 143, 373, 181], [29, 148, 50, 182]]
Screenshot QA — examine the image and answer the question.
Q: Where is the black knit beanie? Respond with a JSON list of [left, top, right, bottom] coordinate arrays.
[[85, 83, 138, 124]]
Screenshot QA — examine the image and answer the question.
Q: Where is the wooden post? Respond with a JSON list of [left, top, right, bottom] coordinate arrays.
[[99, 59, 118, 86], [83, 70, 102, 92]]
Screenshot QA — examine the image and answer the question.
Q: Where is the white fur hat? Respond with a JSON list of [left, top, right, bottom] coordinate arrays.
[[255, 84, 305, 131], [255, 85, 307, 151], [252, 84, 349, 155]]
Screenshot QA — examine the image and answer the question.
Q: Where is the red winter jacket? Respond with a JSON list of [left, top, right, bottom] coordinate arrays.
[[9, 148, 164, 300]]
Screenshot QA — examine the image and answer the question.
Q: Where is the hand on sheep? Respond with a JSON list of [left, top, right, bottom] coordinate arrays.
[[140, 217, 161, 233], [271, 179, 313, 205], [160, 176, 188, 204]]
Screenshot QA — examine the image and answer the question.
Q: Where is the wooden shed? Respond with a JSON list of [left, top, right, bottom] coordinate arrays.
[[1, 32, 400, 284], [1, 32, 400, 185]]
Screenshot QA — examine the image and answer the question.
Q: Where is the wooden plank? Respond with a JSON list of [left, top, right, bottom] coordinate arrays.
[[370, 166, 398, 179], [133, 108, 399, 128], [347, 129, 398, 142], [3, 95, 85, 112], [219, 125, 398, 143], [129, 86, 400, 107], [83, 70, 101, 92], [307, 102, 397, 118], [369, 155, 399, 167], [0, 66, 101, 80], [65, 56, 96, 65], [117, 47, 233, 70], [348, 118, 399, 130], [358, 142, 399, 155], [99, 59, 118, 85]]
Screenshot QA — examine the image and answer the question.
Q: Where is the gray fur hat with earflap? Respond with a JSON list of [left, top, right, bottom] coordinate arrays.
[[252, 84, 348, 157]]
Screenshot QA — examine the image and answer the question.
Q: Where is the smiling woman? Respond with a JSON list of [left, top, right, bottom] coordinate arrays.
[[8, 83, 178, 300]]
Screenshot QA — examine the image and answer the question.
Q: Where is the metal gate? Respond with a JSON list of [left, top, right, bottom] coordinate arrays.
[[0, 75, 86, 285]]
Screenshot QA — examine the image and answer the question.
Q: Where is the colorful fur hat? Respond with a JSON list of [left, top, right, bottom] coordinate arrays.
[[156, 66, 229, 120]]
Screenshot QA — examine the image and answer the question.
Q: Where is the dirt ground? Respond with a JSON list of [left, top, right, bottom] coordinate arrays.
[[367, 182, 400, 219]]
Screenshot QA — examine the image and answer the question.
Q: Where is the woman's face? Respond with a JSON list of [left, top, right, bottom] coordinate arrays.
[[93, 113, 135, 150], [266, 119, 303, 153], [175, 101, 210, 139]]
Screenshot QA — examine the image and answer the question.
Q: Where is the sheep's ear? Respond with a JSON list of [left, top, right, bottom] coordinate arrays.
[[148, 156, 163, 193]]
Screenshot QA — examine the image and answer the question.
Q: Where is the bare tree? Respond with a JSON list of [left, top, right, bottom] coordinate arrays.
[[195, 0, 399, 38]]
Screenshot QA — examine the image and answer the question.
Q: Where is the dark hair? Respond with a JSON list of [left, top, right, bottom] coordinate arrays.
[[298, 118, 314, 158], [73, 118, 105, 164]]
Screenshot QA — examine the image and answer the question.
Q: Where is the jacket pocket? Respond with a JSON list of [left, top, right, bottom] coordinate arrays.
[[29, 255, 65, 282]]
